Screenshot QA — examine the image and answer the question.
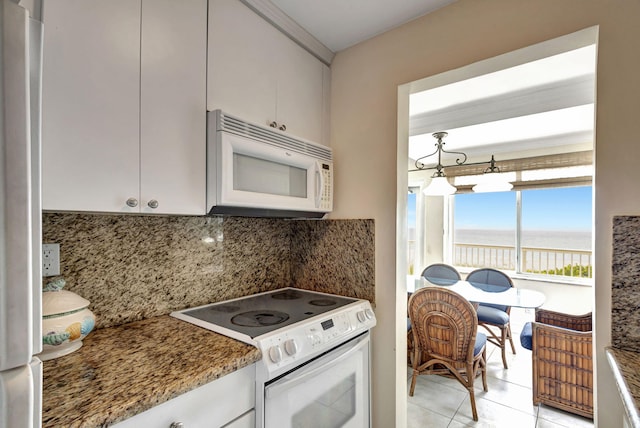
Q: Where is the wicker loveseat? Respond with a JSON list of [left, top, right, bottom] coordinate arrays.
[[520, 308, 593, 419]]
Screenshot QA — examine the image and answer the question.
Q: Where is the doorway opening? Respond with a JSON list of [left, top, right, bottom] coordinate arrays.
[[398, 26, 598, 425]]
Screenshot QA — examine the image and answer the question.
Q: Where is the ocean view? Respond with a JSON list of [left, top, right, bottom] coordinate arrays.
[[451, 228, 592, 273], [407, 228, 593, 274], [454, 228, 592, 251]]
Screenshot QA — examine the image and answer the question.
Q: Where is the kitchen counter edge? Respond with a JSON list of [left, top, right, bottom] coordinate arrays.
[[42, 315, 262, 427], [605, 347, 640, 428]]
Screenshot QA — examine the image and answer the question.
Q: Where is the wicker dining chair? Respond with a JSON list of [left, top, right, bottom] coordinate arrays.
[[408, 287, 488, 421], [520, 308, 593, 419], [466, 268, 516, 369], [421, 263, 461, 286]]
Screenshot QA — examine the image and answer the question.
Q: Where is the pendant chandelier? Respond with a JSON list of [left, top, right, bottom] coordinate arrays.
[[471, 155, 514, 193], [414, 132, 512, 195]]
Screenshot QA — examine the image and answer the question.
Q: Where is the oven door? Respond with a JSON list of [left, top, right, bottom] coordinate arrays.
[[264, 332, 370, 428]]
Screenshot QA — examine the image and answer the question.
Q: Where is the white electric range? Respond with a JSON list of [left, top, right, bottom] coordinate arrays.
[[171, 288, 376, 428]]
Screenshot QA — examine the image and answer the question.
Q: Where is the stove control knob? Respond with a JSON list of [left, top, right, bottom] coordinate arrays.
[[365, 309, 374, 320], [308, 333, 322, 346], [284, 339, 298, 356], [268, 345, 283, 363], [357, 311, 367, 323]]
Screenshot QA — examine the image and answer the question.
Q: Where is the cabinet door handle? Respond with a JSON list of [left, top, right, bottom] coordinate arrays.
[[147, 199, 159, 209], [278, 124, 286, 131], [126, 198, 138, 208], [169, 423, 184, 428], [269, 121, 278, 128]]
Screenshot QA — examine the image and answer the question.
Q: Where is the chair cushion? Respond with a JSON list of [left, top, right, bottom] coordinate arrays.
[[422, 264, 461, 286], [479, 302, 509, 313], [476, 305, 510, 326], [467, 269, 512, 289], [407, 317, 412, 331], [474, 332, 487, 356], [520, 322, 533, 350], [424, 276, 459, 285]]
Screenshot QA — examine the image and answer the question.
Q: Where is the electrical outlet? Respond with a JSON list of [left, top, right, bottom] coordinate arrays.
[[42, 243, 60, 277]]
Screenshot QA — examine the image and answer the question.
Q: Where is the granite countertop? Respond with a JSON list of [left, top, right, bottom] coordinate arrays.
[[42, 315, 262, 428], [605, 347, 640, 427]]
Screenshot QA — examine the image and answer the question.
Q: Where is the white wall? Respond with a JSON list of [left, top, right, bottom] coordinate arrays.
[[422, 196, 446, 268], [329, 1, 640, 427]]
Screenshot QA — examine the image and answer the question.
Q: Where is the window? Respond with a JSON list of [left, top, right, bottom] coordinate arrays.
[[453, 192, 516, 270], [451, 186, 592, 281], [520, 187, 592, 277]]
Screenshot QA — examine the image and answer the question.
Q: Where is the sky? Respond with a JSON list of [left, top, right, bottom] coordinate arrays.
[[454, 186, 592, 231], [408, 192, 416, 228], [408, 186, 593, 231]]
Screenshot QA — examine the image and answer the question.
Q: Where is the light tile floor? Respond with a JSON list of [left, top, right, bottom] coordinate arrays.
[[407, 308, 594, 428]]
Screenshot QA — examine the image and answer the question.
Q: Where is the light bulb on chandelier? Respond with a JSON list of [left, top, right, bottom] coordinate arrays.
[[471, 155, 514, 193]]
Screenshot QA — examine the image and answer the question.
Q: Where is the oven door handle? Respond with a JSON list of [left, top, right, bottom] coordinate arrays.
[[265, 333, 369, 398]]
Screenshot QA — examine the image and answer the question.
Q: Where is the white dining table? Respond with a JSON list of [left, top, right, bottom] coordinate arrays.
[[408, 276, 546, 309]]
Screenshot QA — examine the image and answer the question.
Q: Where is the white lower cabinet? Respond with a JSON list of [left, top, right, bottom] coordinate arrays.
[[222, 409, 254, 428], [113, 364, 255, 428]]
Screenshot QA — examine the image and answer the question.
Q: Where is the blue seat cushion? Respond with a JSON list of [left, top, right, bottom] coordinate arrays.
[[479, 302, 509, 313], [424, 275, 458, 286], [422, 264, 460, 286], [407, 317, 412, 331], [520, 322, 533, 350], [476, 305, 509, 326], [474, 332, 487, 356]]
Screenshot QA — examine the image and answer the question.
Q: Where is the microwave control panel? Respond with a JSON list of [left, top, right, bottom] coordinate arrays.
[[319, 162, 333, 211]]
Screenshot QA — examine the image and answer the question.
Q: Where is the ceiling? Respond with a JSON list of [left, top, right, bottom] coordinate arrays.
[[270, 0, 457, 52], [408, 44, 597, 171], [263, 0, 596, 175]]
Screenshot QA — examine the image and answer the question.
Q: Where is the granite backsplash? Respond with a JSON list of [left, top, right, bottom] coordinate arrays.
[[42, 213, 375, 329], [613, 216, 640, 352]]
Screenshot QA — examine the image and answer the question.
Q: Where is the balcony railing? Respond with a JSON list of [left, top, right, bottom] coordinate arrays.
[[453, 243, 592, 278]]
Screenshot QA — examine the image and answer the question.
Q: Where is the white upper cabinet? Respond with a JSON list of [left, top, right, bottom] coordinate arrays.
[[207, 0, 328, 145], [42, 0, 206, 214], [42, 0, 140, 213], [140, 0, 207, 214], [274, 39, 325, 144]]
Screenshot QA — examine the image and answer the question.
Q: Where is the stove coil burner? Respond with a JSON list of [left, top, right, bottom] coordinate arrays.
[[231, 310, 290, 327], [309, 299, 337, 307], [271, 290, 303, 300]]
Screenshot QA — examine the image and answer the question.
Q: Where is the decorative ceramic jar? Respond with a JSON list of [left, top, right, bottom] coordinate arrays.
[[38, 278, 95, 361]]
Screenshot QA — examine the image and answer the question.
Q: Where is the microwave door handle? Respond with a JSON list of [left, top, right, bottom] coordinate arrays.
[[314, 163, 323, 208]]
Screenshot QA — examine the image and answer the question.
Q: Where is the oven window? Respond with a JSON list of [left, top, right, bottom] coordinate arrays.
[[292, 374, 356, 427], [233, 153, 307, 198]]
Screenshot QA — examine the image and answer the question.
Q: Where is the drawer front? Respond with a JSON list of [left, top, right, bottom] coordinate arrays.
[[114, 364, 255, 427]]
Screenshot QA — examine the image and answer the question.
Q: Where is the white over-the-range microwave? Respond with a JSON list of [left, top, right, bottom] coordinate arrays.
[[206, 110, 333, 218]]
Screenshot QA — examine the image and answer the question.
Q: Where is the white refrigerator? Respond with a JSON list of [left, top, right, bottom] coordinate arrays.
[[0, 0, 43, 427]]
